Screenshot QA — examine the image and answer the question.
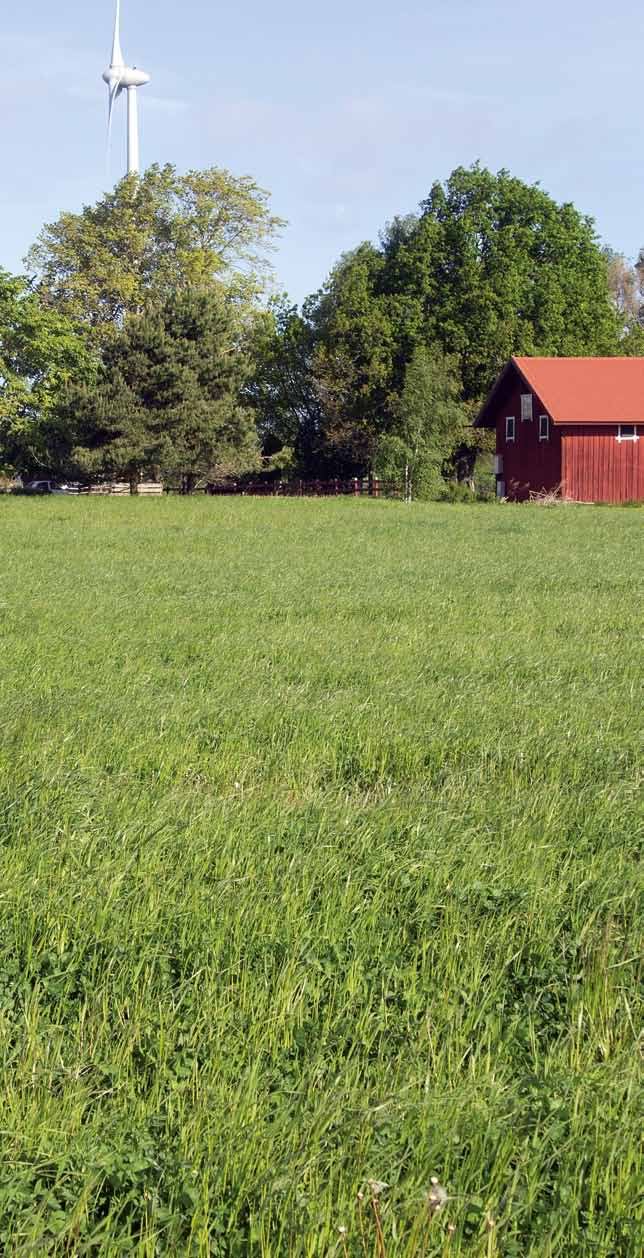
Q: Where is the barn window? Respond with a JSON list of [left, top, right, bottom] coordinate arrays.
[[539, 415, 550, 441], [505, 416, 516, 442], [617, 424, 638, 441], [521, 393, 533, 421]]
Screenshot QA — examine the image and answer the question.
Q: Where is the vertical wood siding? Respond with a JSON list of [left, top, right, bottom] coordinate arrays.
[[494, 379, 562, 500], [562, 427, 644, 502]]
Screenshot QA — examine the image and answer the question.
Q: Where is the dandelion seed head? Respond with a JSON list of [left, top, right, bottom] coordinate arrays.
[[427, 1180, 448, 1211]]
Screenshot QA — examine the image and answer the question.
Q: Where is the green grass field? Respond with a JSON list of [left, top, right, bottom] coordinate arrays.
[[0, 497, 641, 1256]]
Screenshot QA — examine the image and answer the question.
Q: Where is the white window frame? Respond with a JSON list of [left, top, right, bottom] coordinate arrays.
[[616, 424, 639, 442], [539, 415, 550, 442], [505, 416, 516, 442], [521, 393, 533, 422]]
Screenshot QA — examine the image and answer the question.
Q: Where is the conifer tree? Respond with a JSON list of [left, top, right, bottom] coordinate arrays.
[[64, 290, 258, 490]]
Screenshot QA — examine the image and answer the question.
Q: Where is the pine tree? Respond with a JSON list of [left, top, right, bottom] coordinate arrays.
[[64, 291, 259, 490]]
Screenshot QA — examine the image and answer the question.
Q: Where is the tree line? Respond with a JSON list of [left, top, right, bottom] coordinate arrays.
[[1, 161, 642, 494]]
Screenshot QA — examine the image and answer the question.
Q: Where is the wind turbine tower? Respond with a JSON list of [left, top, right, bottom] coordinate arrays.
[[103, 1, 151, 176]]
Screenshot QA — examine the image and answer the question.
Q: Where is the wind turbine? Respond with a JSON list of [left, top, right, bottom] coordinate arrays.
[[103, 1, 151, 176]]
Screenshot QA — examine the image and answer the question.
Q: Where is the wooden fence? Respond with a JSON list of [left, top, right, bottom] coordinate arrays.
[[88, 482, 130, 496], [72, 482, 163, 496], [65, 478, 400, 499], [204, 477, 401, 498]]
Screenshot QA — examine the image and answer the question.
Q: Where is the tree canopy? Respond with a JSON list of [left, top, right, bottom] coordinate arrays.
[[0, 269, 94, 477], [252, 165, 624, 486], [375, 345, 470, 499], [3, 160, 640, 492], [25, 165, 285, 347], [308, 165, 622, 402]]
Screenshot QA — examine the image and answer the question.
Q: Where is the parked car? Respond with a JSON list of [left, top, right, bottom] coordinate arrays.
[[24, 480, 73, 495]]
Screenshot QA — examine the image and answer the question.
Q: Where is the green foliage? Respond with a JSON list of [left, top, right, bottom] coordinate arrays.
[[26, 165, 285, 347], [285, 164, 623, 479], [17, 160, 626, 486], [0, 498, 641, 1254], [293, 245, 406, 473], [375, 344, 469, 498], [305, 244, 401, 470], [619, 322, 644, 356], [405, 165, 621, 397], [61, 289, 259, 488], [0, 269, 94, 476], [245, 296, 323, 466]]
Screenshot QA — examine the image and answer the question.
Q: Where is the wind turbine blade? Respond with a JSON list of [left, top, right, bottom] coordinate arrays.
[[111, 0, 124, 66]]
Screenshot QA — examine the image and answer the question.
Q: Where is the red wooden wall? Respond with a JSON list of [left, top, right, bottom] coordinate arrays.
[[488, 367, 644, 502], [562, 427, 644, 503], [494, 378, 562, 500]]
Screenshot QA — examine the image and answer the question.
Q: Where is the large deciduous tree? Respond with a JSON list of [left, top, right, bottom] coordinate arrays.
[[385, 165, 622, 398], [62, 290, 259, 491], [25, 165, 285, 347], [0, 269, 94, 477], [286, 165, 622, 482], [304, 244, 402, 472], [245, 297, 322, 471]]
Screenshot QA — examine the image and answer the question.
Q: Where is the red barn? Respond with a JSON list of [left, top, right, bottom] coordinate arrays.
[[475, 357, 644, 502]]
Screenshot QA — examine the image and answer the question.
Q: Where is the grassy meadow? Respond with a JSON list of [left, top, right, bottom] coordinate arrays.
[[0, 496, 642, 1256]]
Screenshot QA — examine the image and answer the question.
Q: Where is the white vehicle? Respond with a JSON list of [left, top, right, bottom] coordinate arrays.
[[25, 480, 72, 495]]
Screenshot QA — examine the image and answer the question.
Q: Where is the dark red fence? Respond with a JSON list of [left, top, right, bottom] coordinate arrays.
[[205, 477, 401, 498]]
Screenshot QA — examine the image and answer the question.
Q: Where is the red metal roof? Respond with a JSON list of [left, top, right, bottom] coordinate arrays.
[[512, 357, 644, 425]]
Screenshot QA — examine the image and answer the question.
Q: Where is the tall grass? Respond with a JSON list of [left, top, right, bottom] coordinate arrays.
[[0, 497, 641, 1255]]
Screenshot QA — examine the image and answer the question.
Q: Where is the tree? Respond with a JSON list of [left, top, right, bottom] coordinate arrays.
[[302, 244, 404, 472], [604, 249, 640, 322], [0, 269, 94, 477], [375, 345, 469, 498], [300, 165, 622, 477], [245, 297, 323, 471], [25, 165, 285, 347], [247, 277, 399, 475], [390, 165, 622, 398], [62, 290, 259, 491], [598, 248, 644, 355]]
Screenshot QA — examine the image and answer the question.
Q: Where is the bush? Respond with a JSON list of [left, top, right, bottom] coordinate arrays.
[[438, 480, 476, 503]]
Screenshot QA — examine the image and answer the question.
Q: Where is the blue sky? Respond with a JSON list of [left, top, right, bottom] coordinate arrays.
[[2, 0, 644, 303]]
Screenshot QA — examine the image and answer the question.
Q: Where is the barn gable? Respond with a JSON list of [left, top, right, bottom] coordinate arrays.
[[476, 357, 644, 429], [475, 357, 643, 502]]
